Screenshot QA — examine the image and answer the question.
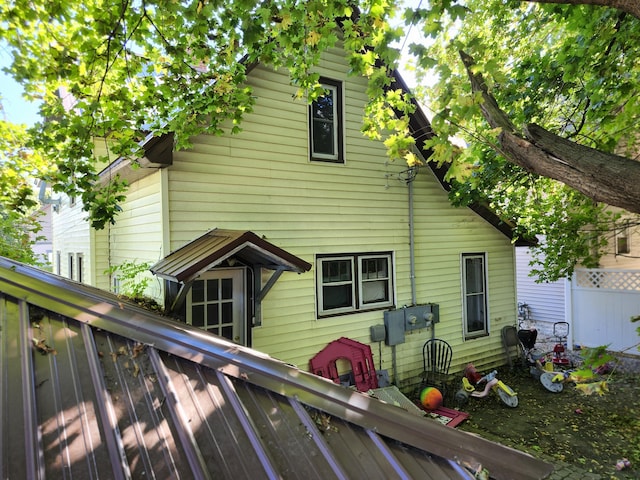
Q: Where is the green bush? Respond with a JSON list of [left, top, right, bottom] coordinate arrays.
[[105, 260, 152, 299]]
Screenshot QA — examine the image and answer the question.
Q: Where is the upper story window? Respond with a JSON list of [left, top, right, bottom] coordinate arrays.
[[462, 253, 488, 338], [317, 253, 393, 317], [616, 221, 630, 255], [309, 77, 344, 163]]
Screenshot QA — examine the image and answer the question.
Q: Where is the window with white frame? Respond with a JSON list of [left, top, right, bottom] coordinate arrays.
[[616, 221, 630, 255], [309, 77, 344, 163], [462, 253, 488, 338], [317, 253, 393, 316], [68, 253, 75, 280], [76, 253, 84, 283]]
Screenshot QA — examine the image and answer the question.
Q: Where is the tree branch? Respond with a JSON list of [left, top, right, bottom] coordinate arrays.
[[460, 50, 640, 214], [523, 0, 640, 20]]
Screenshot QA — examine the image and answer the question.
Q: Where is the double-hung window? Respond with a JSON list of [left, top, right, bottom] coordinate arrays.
[[68, 253, 75, 280], [462, 253, 488, 338], [77, 253, 84, 283], [309, 77, 344, 163], [616, 221, 630, 255], [317, 253, 393, 316]]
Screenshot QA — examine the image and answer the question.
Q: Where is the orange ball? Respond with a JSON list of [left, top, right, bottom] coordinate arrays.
[[420, 387, 443, 410]]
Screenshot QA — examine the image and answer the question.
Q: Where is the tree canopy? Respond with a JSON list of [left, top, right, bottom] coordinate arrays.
[[1, 0, 639, 279], [0, 116, 49, 264], [413, 0, 640, 279]]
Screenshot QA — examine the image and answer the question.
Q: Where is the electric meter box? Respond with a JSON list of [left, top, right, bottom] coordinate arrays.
[[404, 303, 440, 331], [383, 310, 405, 345]]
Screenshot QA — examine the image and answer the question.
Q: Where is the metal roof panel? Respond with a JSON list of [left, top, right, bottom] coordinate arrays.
[[0, 257, 553, 479]]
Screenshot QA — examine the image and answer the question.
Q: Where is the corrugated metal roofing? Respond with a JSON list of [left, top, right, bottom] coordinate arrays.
[[150, 228, 312, 284], [0, 257, 553, 479]]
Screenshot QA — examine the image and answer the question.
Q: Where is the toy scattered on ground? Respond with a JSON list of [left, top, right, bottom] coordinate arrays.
[[455, 364, 518, 408], [419, 387, 443, 411], [550, 370, 609, 396], [616, 458, 631, 471], [513, 317, 617, 396], [549, 321, 571, 368], [537, 345, 617, 395]]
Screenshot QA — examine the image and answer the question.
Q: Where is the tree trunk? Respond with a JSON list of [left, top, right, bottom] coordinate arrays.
[[460, 50, 640, 214]]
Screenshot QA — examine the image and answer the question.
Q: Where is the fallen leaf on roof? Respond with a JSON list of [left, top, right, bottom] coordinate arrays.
[[132, 343, 145, 358], [32, 338, 57, 355]]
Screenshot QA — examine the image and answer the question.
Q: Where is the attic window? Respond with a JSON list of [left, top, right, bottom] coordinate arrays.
[[309, 78, 344, 163]]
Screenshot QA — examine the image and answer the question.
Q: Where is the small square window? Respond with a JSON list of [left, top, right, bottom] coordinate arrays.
[[309, 78, 344, 163]]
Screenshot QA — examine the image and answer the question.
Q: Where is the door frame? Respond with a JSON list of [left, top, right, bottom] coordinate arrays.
[[186, 267, 248, 345]]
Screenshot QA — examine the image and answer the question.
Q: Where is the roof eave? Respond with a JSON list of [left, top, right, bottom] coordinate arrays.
[[390, 69, 535, 245], [150, 229, 312, 284], [97, 132, 174, 186]]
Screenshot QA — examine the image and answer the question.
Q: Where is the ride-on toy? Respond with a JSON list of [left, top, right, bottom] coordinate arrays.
[[455, 363, 519, 407], [516, 320, 576, 393]]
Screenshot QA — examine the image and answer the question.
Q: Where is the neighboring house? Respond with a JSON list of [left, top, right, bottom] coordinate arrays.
[[51, 44, 530, 393], [31, 202, 53, 266], [516, 228, 640, 357], [0, 256, 552, 479], [515, 243, 569, 339]]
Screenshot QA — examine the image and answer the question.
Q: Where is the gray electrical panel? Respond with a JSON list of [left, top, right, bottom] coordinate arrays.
[[430, 303, 440, 323], [383, 310, 405, 345], [370, 324, 386, 343]]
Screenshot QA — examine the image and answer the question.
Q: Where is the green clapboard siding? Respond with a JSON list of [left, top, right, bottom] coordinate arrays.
[[57, 43, 519, 393], [97, 172, 165, 300], [161, 54, 518, 390]]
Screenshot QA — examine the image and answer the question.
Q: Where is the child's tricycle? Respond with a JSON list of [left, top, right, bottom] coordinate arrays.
[[455, 363, 519, 407]]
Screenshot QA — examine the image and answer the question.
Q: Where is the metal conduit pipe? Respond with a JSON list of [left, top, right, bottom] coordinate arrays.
[[408, 171, 416, 306]]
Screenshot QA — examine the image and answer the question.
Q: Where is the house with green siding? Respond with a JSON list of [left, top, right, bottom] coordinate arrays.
[[51, 45, 529, 394]]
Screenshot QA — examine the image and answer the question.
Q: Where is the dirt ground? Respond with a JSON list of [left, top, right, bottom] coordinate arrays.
[[446, 362, 640, 479]]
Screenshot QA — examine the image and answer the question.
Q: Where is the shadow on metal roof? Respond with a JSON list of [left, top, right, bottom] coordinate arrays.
[[0, 257, 552, 479]]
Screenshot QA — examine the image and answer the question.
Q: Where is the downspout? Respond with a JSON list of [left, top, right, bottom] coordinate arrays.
[[391, 167, 421, 384], [408, 170, 417, 306], [37, 181, 61, 206], [407, 167, 434, 340]]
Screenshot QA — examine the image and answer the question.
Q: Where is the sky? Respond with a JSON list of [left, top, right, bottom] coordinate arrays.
[[0, 45, 42, 127]]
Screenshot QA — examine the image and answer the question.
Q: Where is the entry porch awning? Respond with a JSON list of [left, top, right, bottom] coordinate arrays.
[[150, 228, 312, 319], [150, 228, 311, 284]]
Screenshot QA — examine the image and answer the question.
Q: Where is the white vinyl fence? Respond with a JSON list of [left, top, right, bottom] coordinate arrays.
[[571, 268, 640, 354]]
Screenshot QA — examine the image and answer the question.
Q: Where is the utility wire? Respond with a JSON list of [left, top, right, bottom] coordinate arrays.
[[399, 0, 424, 53]]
